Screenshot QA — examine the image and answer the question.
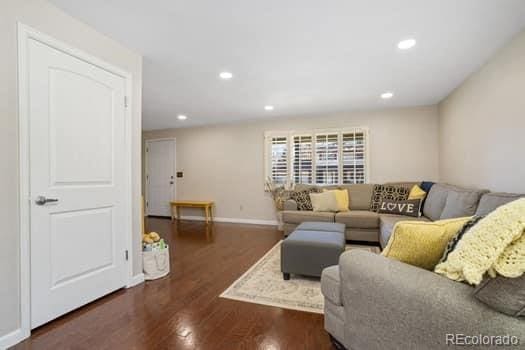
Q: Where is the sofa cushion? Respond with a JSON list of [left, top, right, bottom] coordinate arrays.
[[475, 192, 525, 216], [335, 210, 379, 229], [423, 183, 487, 221], [294, 184, 319, 191], [339, 184, 374, 210], [473, 275, 525, 317], [422, 183, 450, 221], [282, 210, 335, 224], [440, 189, 487, 219], [379, 214, 430, 248], [294, 184, 339, 192], [321, 266, 342, 306]]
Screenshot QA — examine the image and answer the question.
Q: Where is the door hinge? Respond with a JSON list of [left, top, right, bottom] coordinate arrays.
[[125, 250, 129, 261], [124, 96, 129, 108]]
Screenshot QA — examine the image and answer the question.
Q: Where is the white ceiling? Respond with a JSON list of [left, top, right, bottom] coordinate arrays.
[[49, 0, 525, 130]]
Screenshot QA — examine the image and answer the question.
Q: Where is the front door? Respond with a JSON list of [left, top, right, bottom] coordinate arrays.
[[146, 139, 176, 216], [28, 37, 129, 328]]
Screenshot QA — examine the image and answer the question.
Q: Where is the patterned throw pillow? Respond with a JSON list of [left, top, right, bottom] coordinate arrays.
[[290, 188, 321, 211], [439, 216, 484, 264], [378, 199, 422, 217], [370, 185, 410, 212]]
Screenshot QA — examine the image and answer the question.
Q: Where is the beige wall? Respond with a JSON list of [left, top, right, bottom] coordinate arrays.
[[439, 30, 525, 193], [0, 0, 142, 339], [143, 106, 440, 221]]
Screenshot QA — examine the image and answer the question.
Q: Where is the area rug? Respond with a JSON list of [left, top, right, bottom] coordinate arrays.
[[220, 241, 380, 314]]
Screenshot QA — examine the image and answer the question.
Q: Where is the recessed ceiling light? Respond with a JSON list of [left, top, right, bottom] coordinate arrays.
[[381, 92, 394, 99], [219, 71, 233, 80], [177, 115, 187, 120], [264, 105, 274, 111], [397, 38, 416, 50]]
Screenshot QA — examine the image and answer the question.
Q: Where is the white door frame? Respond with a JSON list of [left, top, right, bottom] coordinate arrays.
[[15, 23, 134, 344], [144, 138, 177, 216]]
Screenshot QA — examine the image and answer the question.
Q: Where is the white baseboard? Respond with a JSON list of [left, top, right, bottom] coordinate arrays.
[[0, 328, 28, 350], [127, 273, 145, 288], [179, 215, 278, 226]]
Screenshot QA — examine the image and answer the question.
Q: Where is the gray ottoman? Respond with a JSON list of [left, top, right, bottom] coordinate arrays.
[[296, 221, 345, 234], [281, 224, 346, 280]]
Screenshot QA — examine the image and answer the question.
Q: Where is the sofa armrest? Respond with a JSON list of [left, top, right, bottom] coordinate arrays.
[[338, 251, 525, 350], [283, 199, 298, 211]]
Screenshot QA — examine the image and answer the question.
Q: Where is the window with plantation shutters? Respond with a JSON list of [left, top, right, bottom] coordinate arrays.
[[315, 133, 339, 185], [269, 136, 288, 184], [342, 129, 367, 184], [292, 135, 313, 184], [265, 127, 368, 186]]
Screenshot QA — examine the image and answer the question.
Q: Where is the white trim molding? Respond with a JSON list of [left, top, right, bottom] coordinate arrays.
[[179, 216, 278, 226], [16, 23, 135, 344], [126, 273, 145, 288], [0, 329, 28, 350]]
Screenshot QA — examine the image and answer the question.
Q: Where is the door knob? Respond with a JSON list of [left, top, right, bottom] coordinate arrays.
[[169, 181, 174, 185], [35, 196, 59, 205]]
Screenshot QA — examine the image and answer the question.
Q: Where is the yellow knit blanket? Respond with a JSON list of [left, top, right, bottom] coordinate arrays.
[[434, 198, 525, 285]]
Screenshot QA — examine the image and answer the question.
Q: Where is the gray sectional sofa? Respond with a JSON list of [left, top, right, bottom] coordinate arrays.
[[322, 251, 525, 350], [318, 188, 525, 350], [283, 182, 523, 248]]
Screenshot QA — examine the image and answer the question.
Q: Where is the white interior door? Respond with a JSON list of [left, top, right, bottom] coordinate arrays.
[[28, 38, 129, 328], [146, 139, 176, 216]]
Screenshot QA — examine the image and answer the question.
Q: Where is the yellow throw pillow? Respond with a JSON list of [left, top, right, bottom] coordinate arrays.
[[382, 217, 471, 270], [309, 191, 339, 212], [323, 189, 350, 212], [408, 184, 426, 200]]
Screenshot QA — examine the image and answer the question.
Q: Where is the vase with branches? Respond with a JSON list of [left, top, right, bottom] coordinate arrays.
[[264, 177, 295, 211]]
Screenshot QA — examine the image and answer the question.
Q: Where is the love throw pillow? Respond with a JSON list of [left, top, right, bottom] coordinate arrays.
[[370, 185, 410, 212], [378, 199, 422, 217]]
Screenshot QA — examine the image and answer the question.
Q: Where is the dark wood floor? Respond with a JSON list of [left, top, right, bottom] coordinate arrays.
[[14, 218, 332, 350]]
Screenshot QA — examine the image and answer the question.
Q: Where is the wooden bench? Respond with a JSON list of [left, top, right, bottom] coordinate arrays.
[[170, 201, 214, 224]]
